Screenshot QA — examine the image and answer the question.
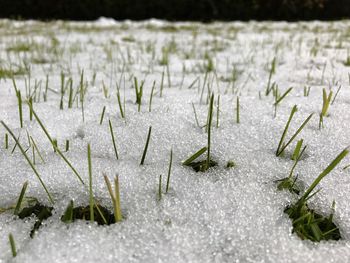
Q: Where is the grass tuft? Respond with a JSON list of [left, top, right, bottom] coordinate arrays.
[[284, 148, 349, 242], [104, 174, 122, 222]]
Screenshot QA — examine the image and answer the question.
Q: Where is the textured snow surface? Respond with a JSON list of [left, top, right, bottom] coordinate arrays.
[[0, 19, 350, 262]]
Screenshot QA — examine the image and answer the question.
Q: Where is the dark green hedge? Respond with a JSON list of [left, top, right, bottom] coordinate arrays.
[[0, 0, 349, 21]]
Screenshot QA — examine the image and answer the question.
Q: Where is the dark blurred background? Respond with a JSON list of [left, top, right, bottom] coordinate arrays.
[[0, 0, 349, 21]]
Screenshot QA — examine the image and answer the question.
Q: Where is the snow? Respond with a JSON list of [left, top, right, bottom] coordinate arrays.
[[0, 18, 350, 262]]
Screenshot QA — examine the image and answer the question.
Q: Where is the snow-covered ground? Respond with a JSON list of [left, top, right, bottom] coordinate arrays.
[[1, 18, 350, 262]]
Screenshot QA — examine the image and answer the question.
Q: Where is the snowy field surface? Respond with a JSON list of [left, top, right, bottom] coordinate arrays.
[[1, 18, 350, 262]]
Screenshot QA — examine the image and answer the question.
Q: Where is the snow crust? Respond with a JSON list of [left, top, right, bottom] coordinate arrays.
[[0, 18, 350, 262]]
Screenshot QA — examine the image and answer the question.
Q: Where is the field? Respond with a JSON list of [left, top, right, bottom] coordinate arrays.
[[1, 18, 350, 262]]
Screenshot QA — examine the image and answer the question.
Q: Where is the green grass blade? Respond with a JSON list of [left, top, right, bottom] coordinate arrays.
[[236, 96, 240, 124], [149, 81, 155, 112], [274, 87, 293, 106], [158, 174, 162, 201], [108, 120, 119, 160], [166, 149, 173, 193], [277, 113, 314, 156], [99, 106, 106, 125], [14, 181, 28, 215], [301, 148, 349, 201], [116, 86, 125, 118], [61, 200, 74, 223], [276, 105, 298, 156], [183, 147, 207, 166], [207, 93, 214, 168], [114, 175, 122, 222], [9, 234, 17, 257], [191, 103, 200, 127], [140, 126, 152, 165], [87, 144, 94, 222]]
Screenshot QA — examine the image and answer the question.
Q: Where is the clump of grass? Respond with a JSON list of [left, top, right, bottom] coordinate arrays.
[[6, 42, 31, 53], [183, 94, 218, 172], [3, 183, 54, 238], [0, 64, 29, 79], [284, 147, 349, 242], [226, 160, 236, 168], [275, 105, 313, 157], [276, 146, 307, 195], [104, 174, 122, 222], [303, 86, 311, 97], [18, 198, 53, 238], [61, 200, 114, 225]]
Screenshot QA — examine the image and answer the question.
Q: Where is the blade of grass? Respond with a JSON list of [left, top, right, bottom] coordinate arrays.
[[99, 106, 106, 125], [9, 234, 17, 257], [87, 144, 94, 222], [276, 105, 298, 156], [158, 174, 162, 201], [61, 200, 74, 223], [140, 126, 152, 165], [114, 175, 122, 221], [166, 149, 173, 193], [301, 147, 349, 202], [149, 80, 155, 112], [191, 103, 200, 127], [108, 119, 119, 160], [14, 181, 28, 215], [116, 85, 125, 118], [207, 93, 214, 169], [183, 147, 207, 166], [277, 113, 314, 156], [236, 96, 240, 124]]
